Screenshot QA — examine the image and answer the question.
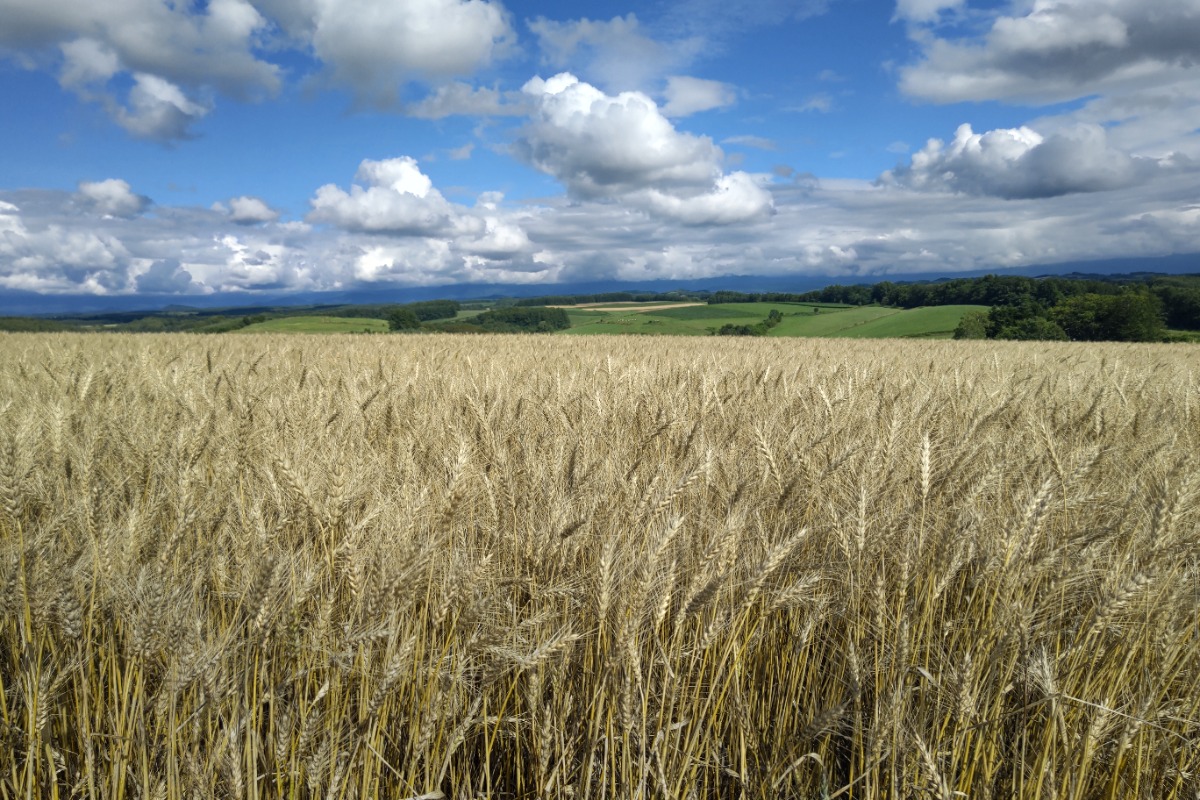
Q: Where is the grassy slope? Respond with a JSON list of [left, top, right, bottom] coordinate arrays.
[[826, 305, 989, 339], [239, 316, 389, 333], [563, 302, 985, 339], [767, 306, 898, 337], [240, 304, 986, 339], [560, 309, 707, 336]]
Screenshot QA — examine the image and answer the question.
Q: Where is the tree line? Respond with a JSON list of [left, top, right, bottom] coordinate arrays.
[[953, 291, 1166, 341], [389, 304, 569, 333], [710, 273, 1200, 341]]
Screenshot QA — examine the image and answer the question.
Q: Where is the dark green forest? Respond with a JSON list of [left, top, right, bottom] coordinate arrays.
[[709, 273, 1200, 342]]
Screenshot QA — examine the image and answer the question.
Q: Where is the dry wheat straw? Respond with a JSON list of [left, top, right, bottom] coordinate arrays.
[[0, 332, 1196, 798]]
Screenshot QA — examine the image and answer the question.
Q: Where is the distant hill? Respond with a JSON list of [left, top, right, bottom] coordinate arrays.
[[1, 252, 1195, 316]]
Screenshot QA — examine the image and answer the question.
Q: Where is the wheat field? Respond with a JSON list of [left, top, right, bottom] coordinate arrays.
[[1, 333, 1198, 799]]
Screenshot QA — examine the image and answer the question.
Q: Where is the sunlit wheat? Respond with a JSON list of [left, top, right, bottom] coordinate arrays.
[[0, 332, 1197, 798]]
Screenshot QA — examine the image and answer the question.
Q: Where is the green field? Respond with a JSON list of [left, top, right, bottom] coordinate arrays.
[[825, 305, 988, 338], [239, 315, 388, 333], [561, 302, 986, 339], [239, 304, 987, 339]]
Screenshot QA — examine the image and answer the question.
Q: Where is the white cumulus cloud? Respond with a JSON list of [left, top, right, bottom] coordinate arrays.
[[2, 0, 515, 138], [459, 216, 532, 259], [302, 0, 514, 104], [881, 123, 1154, 199], [225, 196, 280, 224], [306, 157, 533, 261], [516, 73, 772, 223], [2, 0, 277, 141], [634, 172, 776, 226], [135, 259, 199, 293], [0, 198, 132, 292], [76, 179, 150, 218], [308, 157, 457, 235]]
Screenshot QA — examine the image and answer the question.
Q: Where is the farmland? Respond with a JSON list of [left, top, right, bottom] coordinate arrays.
[[559, 302, 983, 338], [238, 315, 389, 334], [218, 301, 984, 339], [1, 333, 1198, 798]]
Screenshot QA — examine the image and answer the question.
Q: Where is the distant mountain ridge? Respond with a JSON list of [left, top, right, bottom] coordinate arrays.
[[2, 252, 1196, 316]]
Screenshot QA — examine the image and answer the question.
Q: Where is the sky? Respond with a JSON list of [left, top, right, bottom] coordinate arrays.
[[1, 0, 1199, 301]]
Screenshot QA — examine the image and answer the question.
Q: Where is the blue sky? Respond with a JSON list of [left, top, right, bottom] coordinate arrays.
[[1, 0, 1198, 299]]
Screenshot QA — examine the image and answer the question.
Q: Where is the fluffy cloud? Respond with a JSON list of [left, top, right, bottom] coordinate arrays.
[[300, 0, 514, 104], [224, 196, 280, 224], [1, 0, 277, 141], [3, 0, 279, 94], [459, 215, 532, 259], [1, 0, 513, 139], [59, 38, 120, 88], [135, 259, 199, 293], [306, 157, 534, 263], [516, 73, 772, 223], [633, 172, 778, 226], [900, 0, 1200, 104], [881, 123, 1156, 199], [6, 162, 1200, 298], [661, 76, 737, 117], [518, 74, 721, 195], [114, 73, 210, 141], [76, 179, 150, 218], [0, 198, 131, 292], [308, 157, 459, 235], [895, 0, 1200, 170]]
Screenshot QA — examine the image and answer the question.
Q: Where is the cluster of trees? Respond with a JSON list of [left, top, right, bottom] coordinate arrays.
[[403, 300, 461, 321], [76, 313, 269, 333], [777, 275, 1134, 309], [0, 316, 73, 332], [415, 306, 571, 334], [708, 290, 844, 306], [471, 307, 571, 332], [714, 309, 784, 337], [712, 274, 1199, 313], [954, 290, 1167, 342], [1154, 282, 1200, 329], [386, 300, 462, 331], [711, 273, 1200, 341]]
